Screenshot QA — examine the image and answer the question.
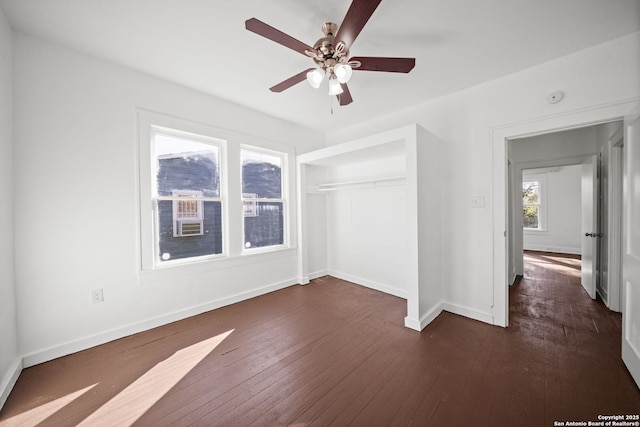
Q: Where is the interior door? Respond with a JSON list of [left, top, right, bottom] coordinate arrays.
[[622, 109, 640, 388], [581, 155, 598, 299]]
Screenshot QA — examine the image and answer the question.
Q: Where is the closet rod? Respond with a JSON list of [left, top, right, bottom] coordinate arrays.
[[316, 176, 406, 192]]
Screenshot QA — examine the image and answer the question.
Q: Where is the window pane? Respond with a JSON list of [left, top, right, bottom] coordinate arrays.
[[241, 150, 282, 198], [523, 205, 539, 228], [523, 180, 540, 229], [158, 201, 223, 261], [244, 202, 284, 249], [522, 181, 539, 205], [155, 134, 219, 197], [154, 133, 222, 262]]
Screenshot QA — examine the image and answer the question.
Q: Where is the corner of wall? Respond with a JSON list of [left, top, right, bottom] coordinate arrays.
[[0, 4, 20, 412], [0, 357, 21, 412]]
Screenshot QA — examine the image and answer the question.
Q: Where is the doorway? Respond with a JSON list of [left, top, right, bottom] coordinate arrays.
[[506, 120, 624, 317]]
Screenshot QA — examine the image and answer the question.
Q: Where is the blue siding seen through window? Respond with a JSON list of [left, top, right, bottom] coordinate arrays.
[[154, 133, 223, 262], [242, 150, 285, 249]]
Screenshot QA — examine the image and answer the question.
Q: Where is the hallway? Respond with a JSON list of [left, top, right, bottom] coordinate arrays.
[[508, 251, 638, 422]]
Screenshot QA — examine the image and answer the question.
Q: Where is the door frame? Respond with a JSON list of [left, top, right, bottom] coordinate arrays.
[[606, 128, 624, 312], [491, 99, 639, 327]]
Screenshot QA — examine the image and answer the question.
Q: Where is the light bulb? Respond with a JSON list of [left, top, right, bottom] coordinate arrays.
[[334, 63, 353, 83], [306, 68, 324, 89], [328, 78, 343, 96]]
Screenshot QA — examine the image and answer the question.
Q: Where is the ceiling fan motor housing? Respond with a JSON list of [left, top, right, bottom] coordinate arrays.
[[312, 23, 350, 76]]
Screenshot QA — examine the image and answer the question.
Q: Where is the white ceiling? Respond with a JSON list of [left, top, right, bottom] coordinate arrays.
[[1, 0, 639, 134]]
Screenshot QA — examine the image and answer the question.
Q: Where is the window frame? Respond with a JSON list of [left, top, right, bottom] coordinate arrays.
[[240, 145, 289, 254], [522, 173, 547, 232], [138, 113, 228, 270]]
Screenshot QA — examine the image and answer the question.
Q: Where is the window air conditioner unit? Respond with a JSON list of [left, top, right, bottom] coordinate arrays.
[[174, 220, 204, 237]]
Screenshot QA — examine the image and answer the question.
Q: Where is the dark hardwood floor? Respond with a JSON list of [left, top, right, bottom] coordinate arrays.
[[1, 251, 638, 426]]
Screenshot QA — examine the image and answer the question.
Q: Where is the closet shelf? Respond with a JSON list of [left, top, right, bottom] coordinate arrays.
[[315, 176, 406, 192]]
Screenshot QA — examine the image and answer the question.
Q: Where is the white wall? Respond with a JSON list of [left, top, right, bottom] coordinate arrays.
[[325, 156, 409, 298], [12, 33, 324, 366], [510, 126, 598, 163], [522, 165, 582, 254], [0, 6, 20, 408], [303, 165, 329, 279], [326, 32, 640, 325]]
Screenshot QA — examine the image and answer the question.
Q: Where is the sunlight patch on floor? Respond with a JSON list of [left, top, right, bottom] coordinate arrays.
[[1, 384, 97, 427], [76, 329, 234, 426], [527, 257, 581, 277]]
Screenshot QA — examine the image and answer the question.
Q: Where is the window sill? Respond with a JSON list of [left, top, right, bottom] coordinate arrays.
[[138, 246, 297, 284], [241, 244, 289, 257], [524, 228, 548, 234]]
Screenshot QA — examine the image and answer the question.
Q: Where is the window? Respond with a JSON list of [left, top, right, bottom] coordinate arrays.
[[153, 131, 224, 263], [522, 177, 544, 230], [138, 111, 293, 271], [241, 148, 286, 250]]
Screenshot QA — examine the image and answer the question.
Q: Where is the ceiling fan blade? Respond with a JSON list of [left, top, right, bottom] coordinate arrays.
[[270, 68, 315, 93], [246, 18, 314, 56], [334, 0, 382, 49], [337, 83, 353, 106], [351, 56, 416, 73]]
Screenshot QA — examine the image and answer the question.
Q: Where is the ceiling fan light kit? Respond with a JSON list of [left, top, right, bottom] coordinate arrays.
[[328, 77, 344, 96], [245, 0, 415, 106], [334, 63, 353, 84], [306, 68, 325, 89]]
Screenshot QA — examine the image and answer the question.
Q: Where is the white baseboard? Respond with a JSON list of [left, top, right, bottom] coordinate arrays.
[[622, 340, 640, 389], [404, 304, 443, 331], [308, 269, 329, 280], [22, 278, 298, 368], [596, 285, 609, 306], [441, 302, 494, 325], [17, 276, 496, 369], [510, 273, 519, 285], [419, 304, 444, 329], [328, 269, 407, 299], [404, 316, 422, 331], [0, 357, 22, 410], [298, 276, 310, 285], [523, 244, 581, 255], [406, 302, 489, 332]]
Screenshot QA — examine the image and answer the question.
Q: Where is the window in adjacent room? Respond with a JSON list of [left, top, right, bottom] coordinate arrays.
[[153, 130, 224, 263], [241, 147, 287, 251], [522, 177, 544, 230]]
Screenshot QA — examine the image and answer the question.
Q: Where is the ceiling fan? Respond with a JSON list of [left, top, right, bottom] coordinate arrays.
[[245, 0, 415, 106]]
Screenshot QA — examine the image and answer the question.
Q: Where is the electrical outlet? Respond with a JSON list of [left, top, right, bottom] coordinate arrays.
[[91, 288, 104, 304]]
